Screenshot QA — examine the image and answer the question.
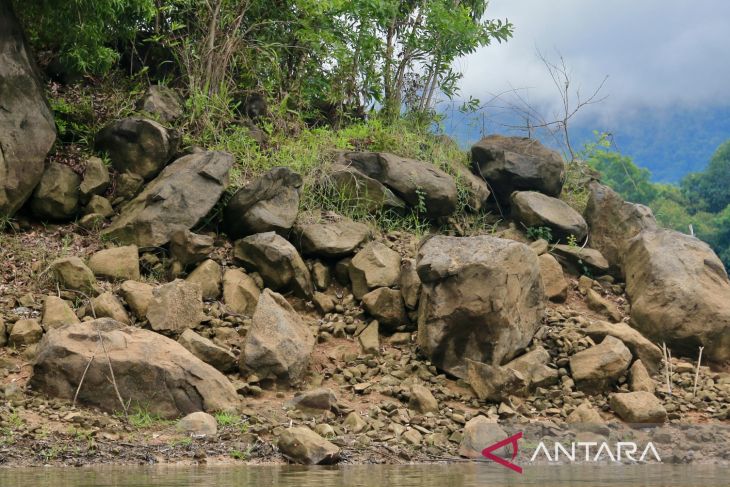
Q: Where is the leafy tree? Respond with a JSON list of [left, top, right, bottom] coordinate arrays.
[[586, 147, 657, 205], [681, 140, 730, 212], [12, 0, 155, 75]]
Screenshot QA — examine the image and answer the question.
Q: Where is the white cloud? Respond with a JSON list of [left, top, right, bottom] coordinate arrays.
[[458, 0, 730, 119]]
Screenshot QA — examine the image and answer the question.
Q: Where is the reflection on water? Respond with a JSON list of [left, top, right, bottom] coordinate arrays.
[[1, 463, 728, 487]]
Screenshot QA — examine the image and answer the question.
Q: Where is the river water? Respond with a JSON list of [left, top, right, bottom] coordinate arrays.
[[1, 464, 728, 487]]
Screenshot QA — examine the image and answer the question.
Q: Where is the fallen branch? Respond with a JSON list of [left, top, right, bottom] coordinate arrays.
[[72, 341, 101, 408], [96, 328, 128, 419]]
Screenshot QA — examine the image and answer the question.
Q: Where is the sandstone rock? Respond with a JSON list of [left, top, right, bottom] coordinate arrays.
[[416, 235, 545, 378], [94, 117, 179, 180], [30, 163, 80, 220], [357, 320, 379, 355], [146, 280, 203, 333], [312, 292, 335, 314], [343, 411, 367, 433], [288, 388, 338, 412], [538, 253, 568, 302], [78, 213, 105, 230], [569, 336, 632, 392], [224, 167, 301, 239], [466, 359, 526, 401], [115, 172, 144, 201], [470, 135, 564, 201], [50, 257, 96, 294], [629, 360, 655, 393], [88, 245, 140, 281], [459, 416, 510, 458], [625, 229, 730, 362], [178, 329, 236, 373], [511, 191, 588, 241], [30, 319, 239, 417], [233, 232, 313, 298], [402, 428, 423, 445], [240, 289, 315, 382], [361, 287, 407, 330], [610, 391, 667, 423], [327, 163, 406, 214], [9, 319, 43, 346], [293, 219, 371, 258], [552, 244, 610, 276], [186, 259, 222, 301], [177, 411, 217, 436], [343, 152, 458, 218], [583, 320, 663, 374], [222, 268, 260, 316], [102, 151, 233, 247], [0, 2, 57, 217], [585, 288, 621, 322], [277, 426, 340, 464], [349, 242, 401, 300], [446, 158, 491, 212], [119, 280, 154, 319], [79, 157, 110, 203], [91, 292, 130, 324], [504, 346, 558, 389], [310, 260, 330, 290], [583, 182, 657, 274], [529, 239, 549, 255], [139, 85, 183, 122], [169, 229, 214, 267], [84, 195, 114, 218], [400, 258, 421, 310], [409, 384, 439, 414], [566, 402, 609, 435], [41, 296, 79, 330]]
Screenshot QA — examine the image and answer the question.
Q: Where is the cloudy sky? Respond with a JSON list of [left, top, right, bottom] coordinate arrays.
[[458, 0, 730, 124]]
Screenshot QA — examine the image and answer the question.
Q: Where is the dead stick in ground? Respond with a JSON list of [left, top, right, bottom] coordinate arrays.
[[693, 346, 704, 398], [72, 342, 101, 408], [96, 329, 128, 419]]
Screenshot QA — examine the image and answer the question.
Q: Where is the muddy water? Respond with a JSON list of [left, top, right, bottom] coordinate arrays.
[[0, 464, 727, 487]]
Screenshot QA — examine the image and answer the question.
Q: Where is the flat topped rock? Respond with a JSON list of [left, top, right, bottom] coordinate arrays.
[[293, 219, 372, 258], [511, 191, 588, 241]]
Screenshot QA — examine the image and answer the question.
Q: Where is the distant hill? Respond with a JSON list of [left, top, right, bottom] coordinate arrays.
[[442, 104, 730, 183]]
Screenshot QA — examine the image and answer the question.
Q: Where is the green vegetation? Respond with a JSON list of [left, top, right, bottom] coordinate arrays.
[[584, 133, 730, 268], [122, 406, 171, 429]]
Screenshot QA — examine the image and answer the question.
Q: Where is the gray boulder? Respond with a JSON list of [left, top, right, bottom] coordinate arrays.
[[466, 359, 526, 401], [178, 329, 237, 373], [326, 163, 406, 214], [343, 152, 458, 218], [278, 426, 340, 464], [510, 191, 588, 241], [146, 280, 203, 333], [101, 151, 233, 247], [224, 167, 301, 239], [348, 241, 401, 300], [293, 219, 371, 258], [471, 135, 565, 201], [0, 2, 57, 217], [169, 229, 214, 267], [240, 289, 315, 382], [416, 235, 545, 378], [361, 287, 407, 330], [79, 156, 110, 203], [139, 85, 183, 122], [625, 229, 730, 362], [30, 319, 239, 418], [583, 181, 657, 274], [233, 232, 313, 298], [29, 163, 80, 220], [94, 117, 179, 180]]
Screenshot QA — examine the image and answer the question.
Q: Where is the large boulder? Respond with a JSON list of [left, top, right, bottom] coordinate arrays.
[[583, 320, 663, 374], [29, 163, 80, 220], [342, 152, 458, 218], [538, 253, 568, 302], [146, 280, 203, 333], [277, 426, 340, 465], [88, 245, 140, 281], [138, 85, 183, 122], [94, 117, 179, 180], [101, 151, 234, 247], [326, 163, 406, 214], [41, 296, 79, 330], [583, 182, 657, 274], [49, 257, 96, 294], [348, 242, 401, 300], [0, 1, 57, 217], [169, 229, 214, 267], [624, 229, 730, 362], [30, 319, 239, 418], [223, 167, 302, 239], [361, 287, 407, 330], [416, 235, 545, 378], [233, 232, 313, 298], [240, 289, 315, 382], [466, 359, 526, 401], [569, 335, 632, 392], [504, 346, 559, 390], [510, 191, 588, 241], [470, 135, 565, 202], [222, 268, 260, 316], [293, 219, 371, 258], [610, 391, 667, 424]]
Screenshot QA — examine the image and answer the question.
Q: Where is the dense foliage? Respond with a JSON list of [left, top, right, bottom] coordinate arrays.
[[586, 135, 730, 268], [13, 0, 512, 122]]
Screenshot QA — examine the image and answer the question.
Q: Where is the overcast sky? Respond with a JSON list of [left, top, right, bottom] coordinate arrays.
[[458, 0, 730, 124]]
